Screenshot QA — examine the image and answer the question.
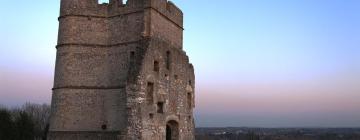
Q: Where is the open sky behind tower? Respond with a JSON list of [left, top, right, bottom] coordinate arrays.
[[0, 0, 360, 127]]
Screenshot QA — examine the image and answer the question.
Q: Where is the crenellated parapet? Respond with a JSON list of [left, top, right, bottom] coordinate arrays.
[[60, 0, 106, 17], [60, 0, 183, 28]]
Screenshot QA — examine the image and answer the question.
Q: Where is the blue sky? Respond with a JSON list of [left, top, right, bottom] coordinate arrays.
[[1, 0, 360, 127]]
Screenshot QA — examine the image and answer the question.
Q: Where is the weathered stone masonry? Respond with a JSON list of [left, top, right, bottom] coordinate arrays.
[[48, 0, 195, 140]]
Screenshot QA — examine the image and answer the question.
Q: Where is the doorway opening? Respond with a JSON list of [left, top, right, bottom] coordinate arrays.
[[166, 120, 179, 140]]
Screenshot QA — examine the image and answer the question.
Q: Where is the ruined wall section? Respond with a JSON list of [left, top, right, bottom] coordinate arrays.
[[134, 39, 195, 140]]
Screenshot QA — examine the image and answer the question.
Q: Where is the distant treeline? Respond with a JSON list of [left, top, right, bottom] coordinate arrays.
[[0, 103, 50, 140]]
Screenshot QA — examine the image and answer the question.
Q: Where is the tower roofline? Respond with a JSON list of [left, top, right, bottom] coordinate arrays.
[[60, 0, 183, 28]]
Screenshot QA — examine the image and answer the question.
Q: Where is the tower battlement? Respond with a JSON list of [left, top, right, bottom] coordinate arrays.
[[60, 0, 183, 28]]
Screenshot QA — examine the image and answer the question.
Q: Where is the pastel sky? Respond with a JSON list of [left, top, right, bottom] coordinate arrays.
[[0, 0, 359, 127]]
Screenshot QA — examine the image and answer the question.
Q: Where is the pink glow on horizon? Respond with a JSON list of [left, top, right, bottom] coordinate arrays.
[[0, 68, 53, 106], [195, 70, 360, 119]]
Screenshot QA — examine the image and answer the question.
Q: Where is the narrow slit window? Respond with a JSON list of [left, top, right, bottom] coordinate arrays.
[[130, 51, 135, 62], [154, 61, 159, 72], [166, 51, 171, 70], [157, 102, 164, 113], [146, 82, 154, 104], [187, 93, 192, 109]]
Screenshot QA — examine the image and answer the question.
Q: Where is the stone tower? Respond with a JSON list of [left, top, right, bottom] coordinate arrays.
[[48, 0, 195, 140]]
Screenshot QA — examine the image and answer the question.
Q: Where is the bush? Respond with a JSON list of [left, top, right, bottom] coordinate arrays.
[[0, 103, 50, 140]]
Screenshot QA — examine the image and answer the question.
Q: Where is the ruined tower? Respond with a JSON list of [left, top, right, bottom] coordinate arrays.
[[48, 0, 195, 139]]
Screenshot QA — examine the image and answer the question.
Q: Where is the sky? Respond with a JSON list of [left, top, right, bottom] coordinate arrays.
[[0, 0, 360, 127]]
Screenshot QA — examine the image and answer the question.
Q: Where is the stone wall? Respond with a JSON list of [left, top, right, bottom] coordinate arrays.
[[49, 0, 194, 139], [136, 38, 195, 139]]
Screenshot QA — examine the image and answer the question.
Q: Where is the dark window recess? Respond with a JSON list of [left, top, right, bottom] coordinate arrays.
[[189, 80, 192, 85], [166, 125, 171, 140], [101, 124, 107, 130], [187, 93, 192, 109], [130, 51, 135, 63], [166, 51, 171, 70], [154, 61, 159, 72], [166, 120, 179, 140], [146, 82, 154, 104], [157, 102, 164, 113], [149, 113, 154, 119], [174, 75, 178, 80]]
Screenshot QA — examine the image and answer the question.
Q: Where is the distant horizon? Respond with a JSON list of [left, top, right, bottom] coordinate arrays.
[[195, 126, 360, 129], [1, 103, 360, 128], [1, 0, 360, 127]]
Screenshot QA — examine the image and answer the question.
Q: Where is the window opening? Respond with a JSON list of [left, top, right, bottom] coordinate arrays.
[[166, 51, 171, 70], [157, 102, 164, 113], [146, 82, 154, 104], [154, 61, 159, 72], [187, 93, 192, 109]]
